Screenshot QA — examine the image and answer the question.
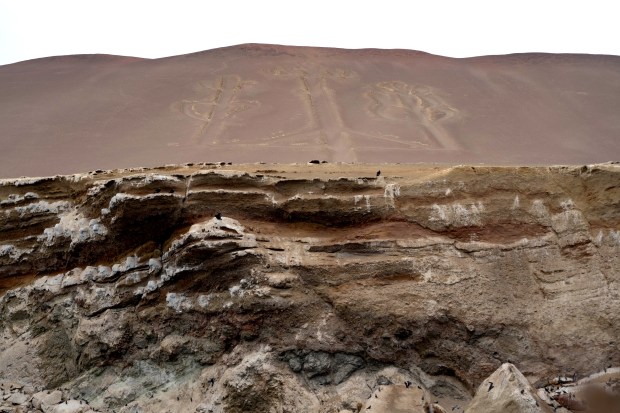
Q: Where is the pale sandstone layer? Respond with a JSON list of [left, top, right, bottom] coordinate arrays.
[[0, 162, 619, 412], [1, 44, 620, 177]]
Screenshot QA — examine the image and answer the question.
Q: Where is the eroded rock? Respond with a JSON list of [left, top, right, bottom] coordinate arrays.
[[1, 163, 619, 412], [465, 363, 553, 413]]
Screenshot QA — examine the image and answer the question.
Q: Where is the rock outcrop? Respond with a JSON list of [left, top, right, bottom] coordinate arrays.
[[1, 162, 619, 412], [467, 363, 620, 413], [465, 363, 552, 413]]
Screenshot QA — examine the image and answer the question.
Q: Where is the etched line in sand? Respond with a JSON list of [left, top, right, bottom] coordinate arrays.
[[254, 66, 360, 159], [366, 81, 461, 150], [285, 67, 423, 158], [245, 66, 458, 154], [178, 75, 259, 144], [297, 70, 356, 161]]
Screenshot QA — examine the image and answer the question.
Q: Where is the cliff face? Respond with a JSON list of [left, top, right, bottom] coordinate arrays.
[[0, 163, 619, 412]]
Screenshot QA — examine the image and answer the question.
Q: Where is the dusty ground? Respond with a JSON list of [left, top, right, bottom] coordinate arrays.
[[1, 44, 620, 177]]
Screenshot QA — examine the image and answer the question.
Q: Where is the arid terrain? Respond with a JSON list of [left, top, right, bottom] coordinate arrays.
[[1, 44, 620, 177], [1, 162, 619, 412], [1, 44, 619, 412]]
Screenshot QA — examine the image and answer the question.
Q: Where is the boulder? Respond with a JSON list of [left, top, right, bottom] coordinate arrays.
[[361, 384, 428, 413], [46, 400, 90, 413], [7, 391, 30, 405], [33, 390, 63, 410], [465, 363, 553, 413]]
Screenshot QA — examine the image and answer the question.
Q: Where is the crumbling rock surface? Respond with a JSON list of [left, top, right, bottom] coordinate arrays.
[[0, 162, 619, 412], [465, 363, 553, 413]]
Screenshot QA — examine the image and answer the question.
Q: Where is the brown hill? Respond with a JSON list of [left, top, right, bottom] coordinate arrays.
[[1, 44, 619, 177]]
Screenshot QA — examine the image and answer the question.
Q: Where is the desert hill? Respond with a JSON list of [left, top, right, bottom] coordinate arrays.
[[1, 44, 619, 177]]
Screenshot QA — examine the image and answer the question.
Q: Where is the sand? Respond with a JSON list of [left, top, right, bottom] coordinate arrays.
[[0, 44, 619, 177]]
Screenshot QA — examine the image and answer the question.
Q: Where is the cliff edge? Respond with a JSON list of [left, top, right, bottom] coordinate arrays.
[[1, 162, 619, 412]]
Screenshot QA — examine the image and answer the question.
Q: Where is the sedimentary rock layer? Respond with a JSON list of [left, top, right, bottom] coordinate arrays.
[[0, 162, 619, 412]]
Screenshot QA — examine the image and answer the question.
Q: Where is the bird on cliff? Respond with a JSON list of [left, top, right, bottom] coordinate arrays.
[[488, 382, 494, 391], [405, 381, 412, 388], [376, 170, 381, 177], [215, 212, 222, 220]]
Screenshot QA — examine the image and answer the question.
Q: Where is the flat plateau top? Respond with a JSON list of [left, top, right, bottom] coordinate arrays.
[[1, 44, 619, 178], [3, 161, 617, 188]]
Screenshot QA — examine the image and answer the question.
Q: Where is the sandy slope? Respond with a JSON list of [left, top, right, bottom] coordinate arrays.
[[1, 44, 619, 177]]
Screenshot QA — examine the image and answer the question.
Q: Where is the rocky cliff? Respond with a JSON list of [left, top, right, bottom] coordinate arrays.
[[1, 162, 619, 412]]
